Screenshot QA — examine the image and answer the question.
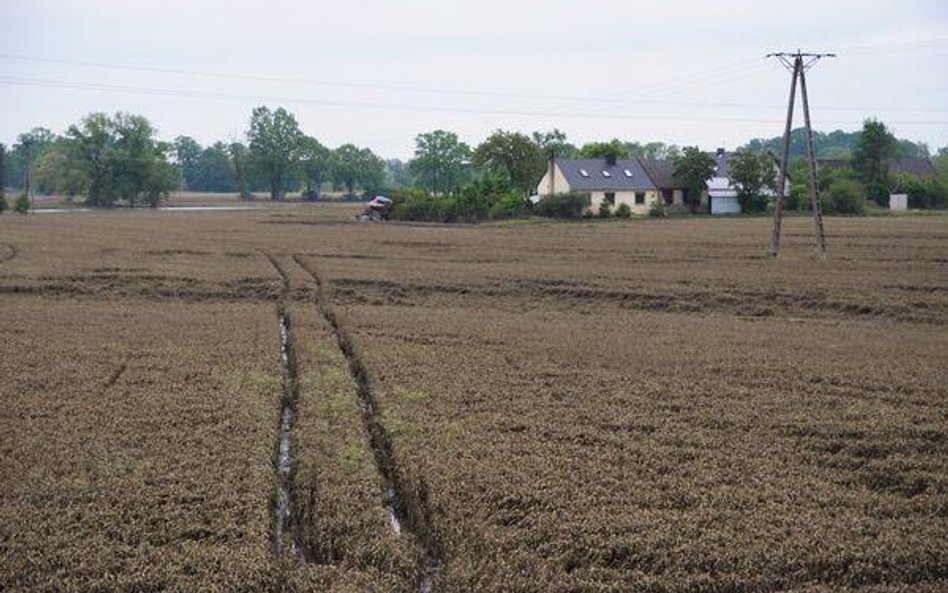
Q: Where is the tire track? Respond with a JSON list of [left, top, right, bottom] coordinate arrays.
[[263, 253, 305, 560], [293, 254, 441, 592]]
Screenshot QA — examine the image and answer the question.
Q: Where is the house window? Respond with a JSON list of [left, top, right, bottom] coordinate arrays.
[[602, 170, 612, 178], [579, 169, 589, 177], [623, 169, 633, 178], [605, 192, 616, 206], [635, 192, 645, 205]]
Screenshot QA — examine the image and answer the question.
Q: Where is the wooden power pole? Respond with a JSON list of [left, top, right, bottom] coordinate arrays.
[[767, 51, 834, 258]]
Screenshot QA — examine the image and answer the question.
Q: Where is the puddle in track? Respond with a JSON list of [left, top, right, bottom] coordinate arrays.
[[272, 312, 300, 558]]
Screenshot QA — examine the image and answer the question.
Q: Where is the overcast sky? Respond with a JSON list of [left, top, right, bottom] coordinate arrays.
[[2, 0, 946, 159]]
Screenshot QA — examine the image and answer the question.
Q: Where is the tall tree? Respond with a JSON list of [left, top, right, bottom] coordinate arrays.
[[229, 142, 251, 198], [472, 130, 545, 193], [578, 139, 629, 159], [173, 136, 202, 190], [384, 158, 413, 188], [673, 146, 716, 213], [193, 142, 236, 192], [64, 112, 175, 207], [532, 129, 578, 159], [247, 106, 304, 200], [298, 136, 332, 199], [332, 144, 385, 197], [729, 149, 777, 213], [852, 118, 897, 205], [408, 130, 472, 195]]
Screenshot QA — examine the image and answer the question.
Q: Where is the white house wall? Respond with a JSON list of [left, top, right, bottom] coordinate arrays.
[[536, 164, 572, 196], [591, 190, 661, 215]]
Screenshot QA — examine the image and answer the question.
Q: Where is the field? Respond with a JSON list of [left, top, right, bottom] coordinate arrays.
[[1, 208, 946, 592]]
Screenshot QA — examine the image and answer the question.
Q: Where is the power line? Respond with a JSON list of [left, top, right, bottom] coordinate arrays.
[[2, 74, 946, 126]]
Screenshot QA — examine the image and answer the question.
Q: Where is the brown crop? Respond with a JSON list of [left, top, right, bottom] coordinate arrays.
[[1, 208, 946, 591]]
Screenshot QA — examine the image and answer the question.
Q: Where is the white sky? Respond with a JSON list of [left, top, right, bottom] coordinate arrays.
[[1, 0, 946, 159]]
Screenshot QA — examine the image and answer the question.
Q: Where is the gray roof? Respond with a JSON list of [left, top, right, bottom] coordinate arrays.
[[556, 158, 656, 191], [819, 158, 936, 179], [639, 158, 689, 189]]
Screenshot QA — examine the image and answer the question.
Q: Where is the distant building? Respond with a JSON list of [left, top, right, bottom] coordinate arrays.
[[706, 148, 789, 215], [536, 155, 695, 215], [818, 158, 937, 181]]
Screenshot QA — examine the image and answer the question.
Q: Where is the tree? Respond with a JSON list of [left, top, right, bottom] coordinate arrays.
[[332, 144, 385, 197], [62, 112, 175, 207], [729, 149, 777, 213], [673, 146, 716, 213], [229, 142, 251, 199], [34, 150, 70, 195], [298, 136, 332, 199], [192, 142, 236, 192], [472, 130, 545, 193], [247, 106, 304, 200], [532, 129, 578, 159], [578, 139, 629, 159], [626, 141, 680, 160], [853, 118, 897, 206], [408, 130, 472, 195], [384, 159, 413, 188], [173, 136, 202, 190], [824, 178, 866, 214]]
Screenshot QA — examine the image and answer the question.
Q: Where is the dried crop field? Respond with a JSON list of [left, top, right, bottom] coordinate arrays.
[[1, 208, 946, 592]]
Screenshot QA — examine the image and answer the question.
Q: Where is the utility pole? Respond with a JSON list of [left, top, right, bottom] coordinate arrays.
[[23, 138, 34, 211], [767, 50, 834, 257]]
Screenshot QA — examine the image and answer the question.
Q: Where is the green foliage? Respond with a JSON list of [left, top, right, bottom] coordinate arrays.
[[730, 149, 777, 213], [247, 106, 304, 200], [34, 150, 69, 195], [532, 129, 578, 159], [614, 202, 632, 218], [853, 119, 896, 206], [673, 146, 716, 213], [625, 141, 680, 160], [332, 144, 385, 197], [298, 136, 331, 199], [384, 159, 413, 188], [472, 130, 546, 193], [173, 136, 201, 189], [490, 193, 529, 219], [744, 126, 928, 159], [648, 198, 667, 217], [534, 192, 589, 219], [598, 200, 612, 218], [823, 178, 866, 214], [408, 130, 472, 195], [228, 142, 252, 199], [14, 193, 30, 213], [64, 112, 175, 207], [903, 176, 948, 209], [578, 139, 628, 159]]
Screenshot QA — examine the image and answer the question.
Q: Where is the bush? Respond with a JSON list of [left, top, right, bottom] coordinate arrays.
[[598, 200, 612, 218], [648, 198, 667, 217], [490, 193, 528, 219], [534, 192, 590, 219], [614, 203, 632, 218], [903, 176, 948, 209], [0, 194, 6, 214], [14, 193, 30, 213], [824, 178, 866, 214]]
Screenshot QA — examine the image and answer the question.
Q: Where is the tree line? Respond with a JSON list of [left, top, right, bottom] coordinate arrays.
[[1, 107, 945, 216]]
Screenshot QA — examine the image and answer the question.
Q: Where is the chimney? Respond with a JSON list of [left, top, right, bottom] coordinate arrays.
[[716, 147, 725, 157], [606, 154, 617, 166]]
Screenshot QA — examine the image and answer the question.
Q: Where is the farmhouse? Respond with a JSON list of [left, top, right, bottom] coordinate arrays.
[[536, 155, 696, 215], [819, 157, 937, 181]]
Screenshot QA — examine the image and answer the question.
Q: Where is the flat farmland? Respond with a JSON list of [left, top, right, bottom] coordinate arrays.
[[1, 208, 946, 592]]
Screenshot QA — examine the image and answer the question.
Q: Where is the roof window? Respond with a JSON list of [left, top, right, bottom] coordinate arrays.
[[623, 169, 633, 178], [579, 168, 589, 177], [602, 170, 611, 178]]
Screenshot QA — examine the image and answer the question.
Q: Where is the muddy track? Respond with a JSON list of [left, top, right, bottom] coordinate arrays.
[[263, 254, 307, 560], [293, 254, 441, 592], [330, 277, 948, 326]]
